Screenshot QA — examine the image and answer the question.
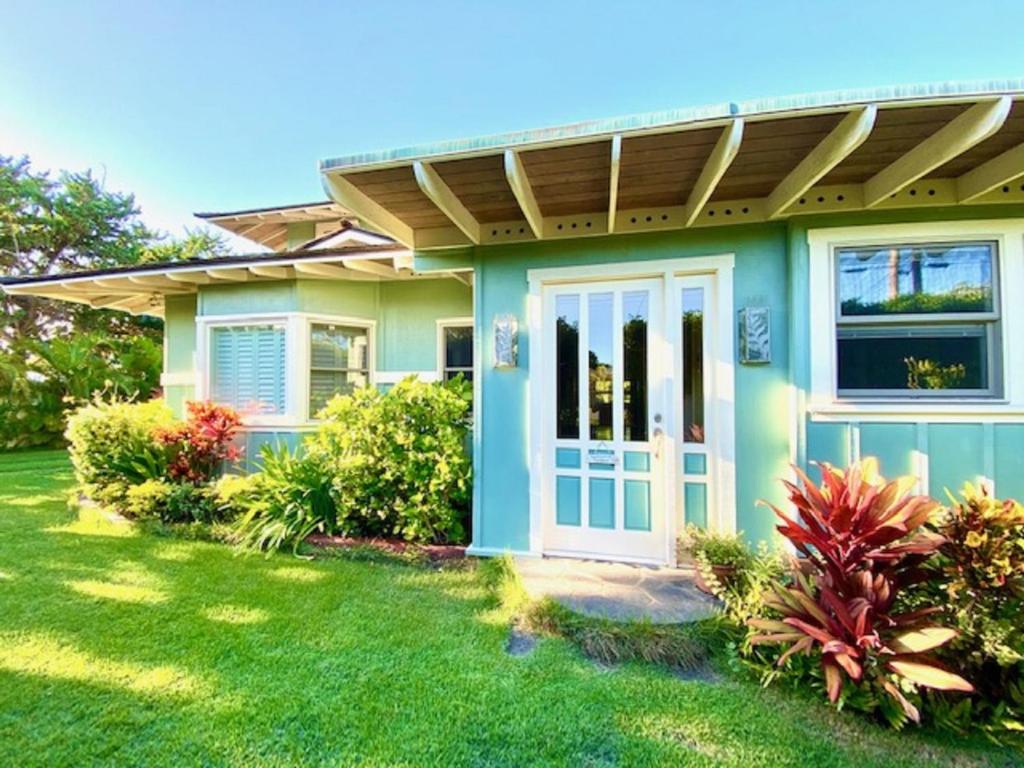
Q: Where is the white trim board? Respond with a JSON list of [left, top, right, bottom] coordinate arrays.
[[806, 219, 1024, 422]]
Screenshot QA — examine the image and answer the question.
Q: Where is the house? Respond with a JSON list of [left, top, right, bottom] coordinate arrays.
[[6, 80, 1024, 565]]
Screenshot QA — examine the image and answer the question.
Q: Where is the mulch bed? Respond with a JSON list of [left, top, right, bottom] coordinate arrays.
[[305, 534, 467, 561]]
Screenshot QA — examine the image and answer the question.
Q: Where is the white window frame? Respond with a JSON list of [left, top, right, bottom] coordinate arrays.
[[808, 220, 1024, 422], [436, 316, 474, 382], [196, 312, 375, 428]]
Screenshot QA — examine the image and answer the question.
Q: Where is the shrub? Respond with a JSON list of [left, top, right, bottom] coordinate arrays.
[[923, 485, 1024, 738], [749, 459, 972, 725], [305, 377, 472, 543], [155, 401, 242, 484], [232, 445, 337, 554], [123, 479, 173, 519], [65, 398, 175, 507]]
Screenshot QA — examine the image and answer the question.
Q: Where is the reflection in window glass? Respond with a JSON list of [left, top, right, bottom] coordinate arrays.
[[310, 324, 369, 415], [681, 288, 704, 443], [589, 293, 614, 441], [556, 295, 580, 439], [442, 325, 473, 382], [834, 241, 1000, 398], [837, 243, 994, 316], [622, 291, 648, 442], [837, 326, 989, 393]]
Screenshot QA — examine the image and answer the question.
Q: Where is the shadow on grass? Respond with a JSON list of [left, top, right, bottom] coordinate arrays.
[[0, 458, 1019, 767]]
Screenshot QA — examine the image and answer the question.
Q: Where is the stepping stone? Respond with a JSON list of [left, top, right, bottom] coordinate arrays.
[[515, 557, 719, 624]]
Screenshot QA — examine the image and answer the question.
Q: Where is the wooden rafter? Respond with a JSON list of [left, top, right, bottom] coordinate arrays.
[[293, 262, 357, 279], [321, 173, 416, 248], [957, 142, 1024, 202], [504, 149, 545, 238], [206, 268, 251, 281], [681, 118, 744, 227], [248, 265, 293, 279], [127, 274, 184, 290], [765, 106, 877, 218], [864, 97, 1012, 208], [607, 134, 622, 234], [413, 161, 480, 244], [166, 271, 213, 285], [448, 271, 473, 287], [341, 258, 399, 279]]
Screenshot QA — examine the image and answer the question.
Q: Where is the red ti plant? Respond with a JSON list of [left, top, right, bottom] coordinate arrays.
[[155, 401, 242, 484], [749, 458, 973, 722]]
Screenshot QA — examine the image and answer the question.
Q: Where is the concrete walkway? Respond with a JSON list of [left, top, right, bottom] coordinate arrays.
[[515, 557, 719, 624]]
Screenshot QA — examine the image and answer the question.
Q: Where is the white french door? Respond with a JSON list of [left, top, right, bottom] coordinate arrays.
[[540, 278, 667, 563]]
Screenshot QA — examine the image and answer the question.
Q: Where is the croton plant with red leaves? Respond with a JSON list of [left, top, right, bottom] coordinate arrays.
[[749, 458, 973, 723], [155, 401, 242, 484]]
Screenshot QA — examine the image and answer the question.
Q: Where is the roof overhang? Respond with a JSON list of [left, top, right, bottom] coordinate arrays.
[[0, 245, 474, 319], [195, 201, 356, 250], [318, 79, 1024, 250]]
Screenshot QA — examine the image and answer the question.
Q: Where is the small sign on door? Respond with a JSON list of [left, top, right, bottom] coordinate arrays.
[[588, 448, 618, 466]]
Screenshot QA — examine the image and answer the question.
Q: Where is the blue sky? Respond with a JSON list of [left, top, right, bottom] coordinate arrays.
[[3, 1, 1023, 250]]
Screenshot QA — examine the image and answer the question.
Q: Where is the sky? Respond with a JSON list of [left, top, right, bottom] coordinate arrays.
[[3, 1, 1024, 252]]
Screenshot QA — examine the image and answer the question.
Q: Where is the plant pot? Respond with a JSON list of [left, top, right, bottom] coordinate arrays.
[[694, 563, 736, 595]]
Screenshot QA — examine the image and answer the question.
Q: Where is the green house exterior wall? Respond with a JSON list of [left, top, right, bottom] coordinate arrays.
[[461, 204, 1024, 552], [159, 203, 1024, 553], [159, 277, 471, 446], [163, 294, 198, 417], [468, 225, 793, 549]]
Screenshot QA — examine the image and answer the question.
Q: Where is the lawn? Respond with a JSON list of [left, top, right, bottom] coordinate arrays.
[[0, 451, 1016, 767]]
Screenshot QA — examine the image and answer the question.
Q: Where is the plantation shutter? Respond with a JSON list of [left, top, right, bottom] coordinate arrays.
[[210, 325, 286, 415]]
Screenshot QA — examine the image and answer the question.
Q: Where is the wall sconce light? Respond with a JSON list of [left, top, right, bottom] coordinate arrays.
[[738, 307, 771, 364], [493, 314, 518, 368]]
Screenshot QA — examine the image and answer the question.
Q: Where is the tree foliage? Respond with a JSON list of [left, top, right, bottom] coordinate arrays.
[[0, 154, 227, 447]]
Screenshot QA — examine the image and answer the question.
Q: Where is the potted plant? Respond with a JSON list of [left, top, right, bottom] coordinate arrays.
[[678, 524, 751, 595]]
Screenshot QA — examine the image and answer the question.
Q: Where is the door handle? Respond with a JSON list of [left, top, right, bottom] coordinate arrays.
[[652, 427, 665, 459]]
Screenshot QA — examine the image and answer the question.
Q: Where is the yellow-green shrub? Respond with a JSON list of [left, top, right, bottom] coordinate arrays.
[[65, 398, 175, 507], [304, 376, 471, 543]]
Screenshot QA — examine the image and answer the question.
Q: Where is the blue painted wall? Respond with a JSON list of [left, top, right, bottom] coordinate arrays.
[[471, 224, 793, 549], [789, 206, 1024, 503]]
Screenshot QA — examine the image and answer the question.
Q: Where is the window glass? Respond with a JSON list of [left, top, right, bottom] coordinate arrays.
[[211, 325, 286, 415], [837, 326, 989, 393], [834, 241, 999, 398], [588, 293, 614, 441], [837, 243, 994, 316], [622, 290, 648, 442], [310, 324, 369, 415], [441, 325, 473, 382], [681, 288, 705, 442], [556, 295, 580, 439]]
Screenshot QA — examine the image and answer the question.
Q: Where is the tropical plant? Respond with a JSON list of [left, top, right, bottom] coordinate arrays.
[[921, 485, 1024, 739], [749, 459, 972, 724], [306, 377, 472, 543], [232, 445, 338, 554], [154, 401, 242, 484], [65, 398, 176, 507], [0, 332, 161, 449]]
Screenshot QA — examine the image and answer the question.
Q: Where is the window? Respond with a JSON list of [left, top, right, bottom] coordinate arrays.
[[440, 324, 473, 382], [210, 324, 286, 414], [555, 295, 580, 439], [309, 323, 370, 415], [681, 287, 705, 442], [834, 241, 1000, 398]]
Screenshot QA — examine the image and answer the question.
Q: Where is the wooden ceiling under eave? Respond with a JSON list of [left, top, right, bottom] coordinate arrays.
[[319, 87, 1024, 250]]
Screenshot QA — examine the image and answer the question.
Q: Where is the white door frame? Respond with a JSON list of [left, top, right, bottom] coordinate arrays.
[[527, 254, 736, 562]]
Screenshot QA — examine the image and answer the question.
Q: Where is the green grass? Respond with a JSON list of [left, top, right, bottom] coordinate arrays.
[[0, 451, 1017, 767]]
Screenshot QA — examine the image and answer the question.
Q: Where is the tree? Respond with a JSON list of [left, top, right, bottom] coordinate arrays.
[[0, 154, 227, 447], [0, 154, 227, 344]]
